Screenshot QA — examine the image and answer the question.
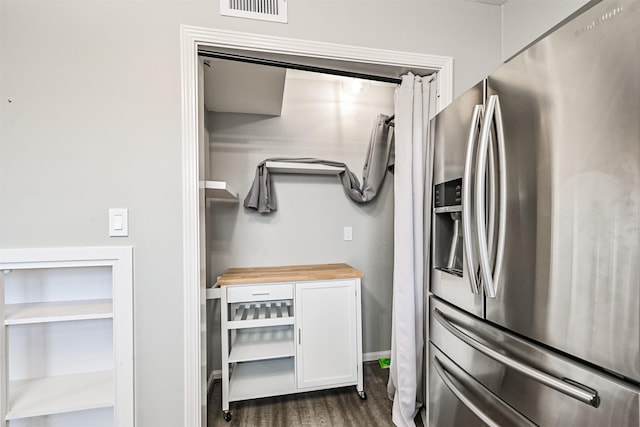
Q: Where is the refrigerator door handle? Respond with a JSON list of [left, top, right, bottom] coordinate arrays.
[[486, 130, 497, 265], [492, 94, 507, 295], [462, 104, 483, 295], [475, 95, 507, 298], [433, 355, 538, 427], [434, 308, 601, 408]]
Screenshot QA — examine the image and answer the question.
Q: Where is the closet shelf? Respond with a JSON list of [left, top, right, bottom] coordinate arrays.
[[205, 181, 239, 201], [266, 161, 344, 175]]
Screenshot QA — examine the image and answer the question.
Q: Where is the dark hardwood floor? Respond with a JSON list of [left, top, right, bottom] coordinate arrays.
[[208, 362, 424, 426]]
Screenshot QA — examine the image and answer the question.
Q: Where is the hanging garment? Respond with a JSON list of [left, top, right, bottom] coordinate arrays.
[[359, 114, 395, 200], [387, 73, 434, 427], [243, 114, 394, 213]]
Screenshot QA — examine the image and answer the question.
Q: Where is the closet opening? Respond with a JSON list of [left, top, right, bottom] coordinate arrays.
[[201, 54, 409, 424], [180, 26, 454, 425]]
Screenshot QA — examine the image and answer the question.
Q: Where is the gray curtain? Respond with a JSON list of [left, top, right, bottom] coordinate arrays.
[[244, 114, 394, 214], [387, 73, 434, 427]]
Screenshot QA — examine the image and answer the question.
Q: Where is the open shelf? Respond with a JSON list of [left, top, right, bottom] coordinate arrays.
[[4, 299, 113, 325], [228, 358, 295, 402], [228, 326, 294, 362], [6, 371, 114, 420], [265, 161, 344, 175], [204, 180, 238, 201], [227, 300, 294, 329]]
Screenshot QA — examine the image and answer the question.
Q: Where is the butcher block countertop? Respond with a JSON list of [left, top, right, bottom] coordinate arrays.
[[217, 263, 363, 286]]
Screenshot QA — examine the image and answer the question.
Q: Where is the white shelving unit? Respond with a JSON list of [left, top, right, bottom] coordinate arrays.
[[218, 264, 364, 422], [0, 247, 134, 427]]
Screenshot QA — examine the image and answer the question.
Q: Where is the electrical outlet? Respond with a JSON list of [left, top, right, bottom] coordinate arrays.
[[343, 226, 353, 241]]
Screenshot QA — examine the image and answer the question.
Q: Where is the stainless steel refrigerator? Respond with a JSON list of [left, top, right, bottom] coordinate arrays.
[[428, 0, 639, 425]]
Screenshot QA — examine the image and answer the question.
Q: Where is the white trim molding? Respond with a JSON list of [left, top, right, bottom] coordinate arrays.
[[180, 25, 453, 426]]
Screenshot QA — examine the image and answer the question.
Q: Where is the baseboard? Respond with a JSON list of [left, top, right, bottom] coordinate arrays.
[[363, 350, 391, 362]]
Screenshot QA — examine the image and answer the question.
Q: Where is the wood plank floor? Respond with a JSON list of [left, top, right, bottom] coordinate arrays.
[[207, 362, 424, 426]]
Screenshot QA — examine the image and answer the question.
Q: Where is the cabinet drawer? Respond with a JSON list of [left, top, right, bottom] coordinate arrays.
[[226, 283, 293, 303]]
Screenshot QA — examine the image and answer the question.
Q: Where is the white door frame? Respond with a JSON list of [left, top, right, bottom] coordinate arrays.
[[179, 24, 453, 426]]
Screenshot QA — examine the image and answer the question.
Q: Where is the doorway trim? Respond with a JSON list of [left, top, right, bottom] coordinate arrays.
[[180, 24, 453, 426]]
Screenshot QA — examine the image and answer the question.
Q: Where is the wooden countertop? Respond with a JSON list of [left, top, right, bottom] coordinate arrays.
[[216, 263, 363, 286]]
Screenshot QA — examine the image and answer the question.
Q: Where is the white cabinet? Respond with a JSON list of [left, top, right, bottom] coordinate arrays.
[[218, 264, 364, 422], [296, 279, 359, 390], [0, 247, 134, 427]]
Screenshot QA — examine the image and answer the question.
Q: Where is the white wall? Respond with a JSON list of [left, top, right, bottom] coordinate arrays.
[[206, 76, 396, 374], [502, 0, 591, 60], [0, 1, 501, 424], [283, 1, 503, 96]]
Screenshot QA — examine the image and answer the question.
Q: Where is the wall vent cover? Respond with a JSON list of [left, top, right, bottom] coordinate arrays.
[[220, 0, 287, 23]]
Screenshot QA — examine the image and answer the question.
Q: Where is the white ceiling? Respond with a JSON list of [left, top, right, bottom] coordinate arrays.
[[202, 59, 397, 116]]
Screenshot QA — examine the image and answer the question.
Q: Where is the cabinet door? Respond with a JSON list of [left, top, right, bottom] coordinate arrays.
[[296, 279, 358, 389]]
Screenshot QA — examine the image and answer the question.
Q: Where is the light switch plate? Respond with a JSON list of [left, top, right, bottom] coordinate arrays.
[[109, 208, 129, 237]]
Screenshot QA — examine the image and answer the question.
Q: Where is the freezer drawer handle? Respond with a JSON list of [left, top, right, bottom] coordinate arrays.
[[462, 104, 484, 295], [434, 308, 601, 408], [433, 355, 538, 427]]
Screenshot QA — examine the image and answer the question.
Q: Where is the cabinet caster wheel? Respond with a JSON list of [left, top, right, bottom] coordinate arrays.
[[358, 390, 367, 400], [223, 411, 232, 422]]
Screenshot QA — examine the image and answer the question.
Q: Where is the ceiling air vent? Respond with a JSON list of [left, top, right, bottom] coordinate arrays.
[[220, 0, 287, 23]]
